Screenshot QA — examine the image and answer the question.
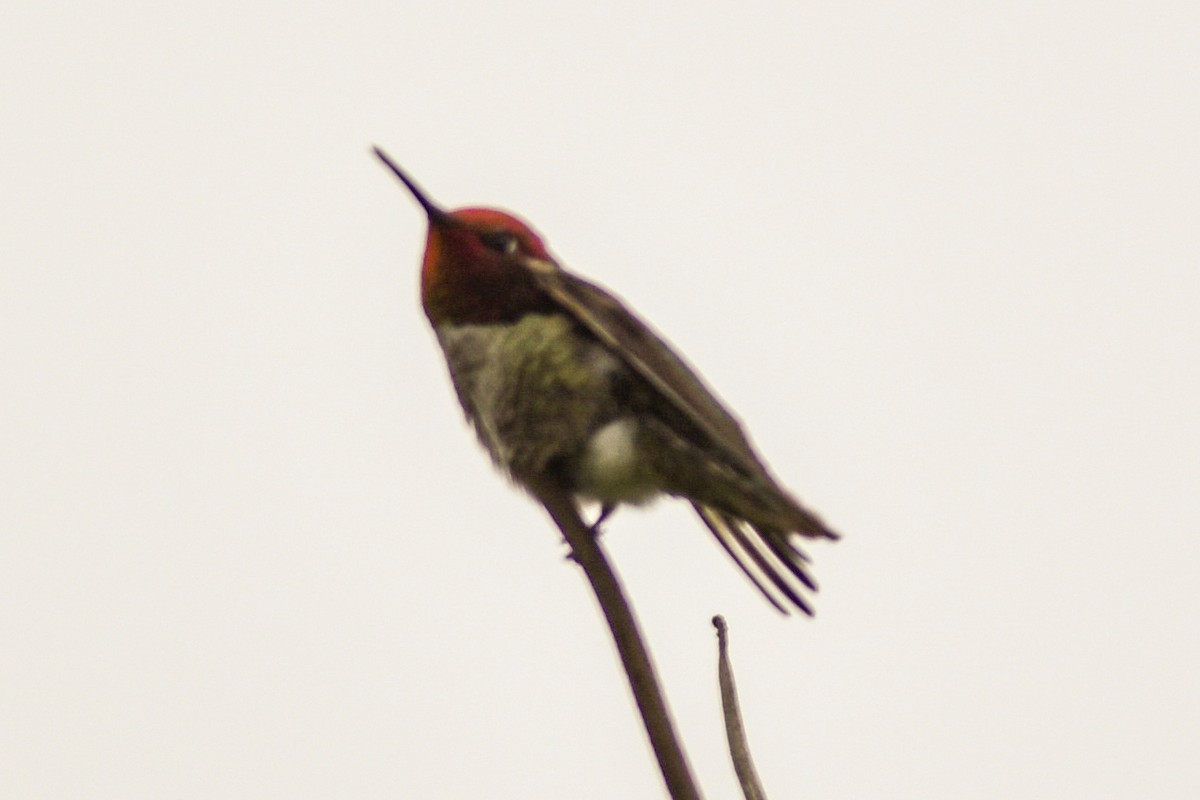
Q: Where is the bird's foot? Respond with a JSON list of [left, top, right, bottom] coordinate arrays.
[[589, 503, 615, 536], [562, 504, 614, 562]]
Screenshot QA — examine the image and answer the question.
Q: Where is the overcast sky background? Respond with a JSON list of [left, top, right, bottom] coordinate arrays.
[[3, 3, 1198, 798]]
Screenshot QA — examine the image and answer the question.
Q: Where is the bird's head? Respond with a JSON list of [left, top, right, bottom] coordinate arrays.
[[374, 146, 558, 326]]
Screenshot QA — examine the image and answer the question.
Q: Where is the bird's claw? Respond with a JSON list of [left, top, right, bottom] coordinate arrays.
[[589, 503, 615, 536], [561, 504, 614, 561]]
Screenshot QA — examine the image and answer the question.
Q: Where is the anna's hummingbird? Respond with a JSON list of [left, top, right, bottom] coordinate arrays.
[[374, 147, 838, 615]]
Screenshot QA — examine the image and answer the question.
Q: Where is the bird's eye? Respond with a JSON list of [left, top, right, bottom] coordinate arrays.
[[480, 229, 519, 256]]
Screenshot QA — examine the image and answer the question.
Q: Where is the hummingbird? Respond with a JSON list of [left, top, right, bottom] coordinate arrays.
[[373, 146, 838, 615]]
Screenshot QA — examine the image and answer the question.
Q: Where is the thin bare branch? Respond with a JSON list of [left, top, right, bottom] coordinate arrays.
[[534, 478, 704, 800], [713, 615, 769, 800]]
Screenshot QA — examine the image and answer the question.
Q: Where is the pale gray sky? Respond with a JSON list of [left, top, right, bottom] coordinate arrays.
[[3, 2, 1198, 798]]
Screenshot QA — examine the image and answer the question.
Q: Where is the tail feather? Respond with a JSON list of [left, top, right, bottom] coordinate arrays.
[[693, 503, 817, 616], [695, 505, 788, 615], [760, 531, 818, 592]]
